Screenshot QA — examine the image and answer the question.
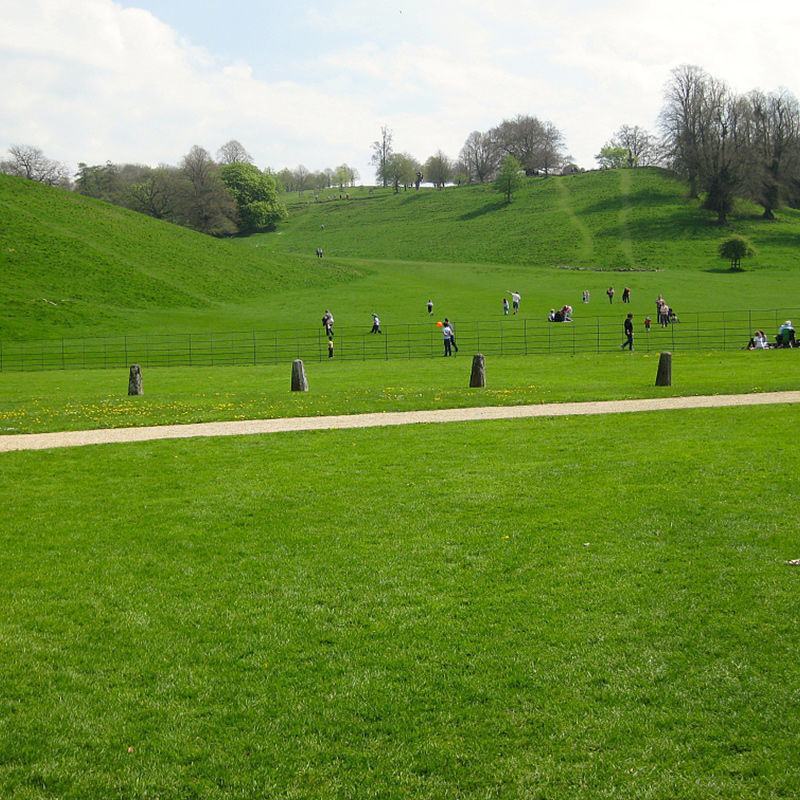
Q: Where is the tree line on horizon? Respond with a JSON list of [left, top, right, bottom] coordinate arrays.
[[2, 64, 799, 232]]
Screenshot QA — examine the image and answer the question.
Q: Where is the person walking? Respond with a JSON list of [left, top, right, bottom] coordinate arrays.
[[427, 299, 433, 315], [502, 297, 510, 315], [370, 313, 382, 334], [322, 309, 334, 339], [622, 287, 631, 304], [582, 289, 590, 304], [327, 338, 334, 359], [644, 315, 652, 332], [508, 290, 521, 314], [606, 286, 615, 304], [621, 313, 634, 351]]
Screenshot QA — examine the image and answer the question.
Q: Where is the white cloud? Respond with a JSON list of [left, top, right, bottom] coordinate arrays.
[[0, 0, 798, 181]]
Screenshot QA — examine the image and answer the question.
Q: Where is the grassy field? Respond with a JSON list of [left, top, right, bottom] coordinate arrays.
[[2, 405, 799, 798], [2, 350, 799, 434], [261, 168, 800, 271], [3, 170, 800, 346]]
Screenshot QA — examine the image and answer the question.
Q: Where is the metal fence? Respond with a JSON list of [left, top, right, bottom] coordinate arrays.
[[1, 307, 798, 373]]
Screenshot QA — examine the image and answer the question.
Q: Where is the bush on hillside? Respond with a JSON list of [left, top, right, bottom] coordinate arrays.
[[718, 235, 755, 271]]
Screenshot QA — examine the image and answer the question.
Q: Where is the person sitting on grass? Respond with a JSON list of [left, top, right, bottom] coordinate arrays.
[[548, 309, 556, 322], [776, 320, 795, 347]]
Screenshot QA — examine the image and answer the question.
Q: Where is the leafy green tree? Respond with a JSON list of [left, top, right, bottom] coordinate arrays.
[[595, 145, 630, 169], [384, 153, 420, 193], [219, 162, 287, 232], [424, 150, 453, 189], [493, 155, 523, 203], [718, 235, 754, 270]]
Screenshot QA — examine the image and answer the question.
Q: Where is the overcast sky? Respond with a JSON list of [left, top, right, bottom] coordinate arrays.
[[1, 0, 798, 182]]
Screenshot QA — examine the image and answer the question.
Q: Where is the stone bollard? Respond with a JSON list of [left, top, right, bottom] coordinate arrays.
[[291, 359, 308, 392], [655, 352, 672, 387], [469, 354, 486, 388], [128, 364, 143, 396]]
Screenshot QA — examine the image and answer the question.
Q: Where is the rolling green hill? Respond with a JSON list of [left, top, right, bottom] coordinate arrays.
[[3, 168, 800, 344], [0, 175, 360, 340], [255, 168, 800, 270]]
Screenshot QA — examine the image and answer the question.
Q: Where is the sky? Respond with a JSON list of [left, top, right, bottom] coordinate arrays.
[[1, 0, 799, 182]]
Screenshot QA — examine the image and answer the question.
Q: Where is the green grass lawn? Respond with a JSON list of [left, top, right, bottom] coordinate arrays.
[[2, 350, 799, 434], [260, 168, 800, 272], [2, 406, 799, 798], [3, 169, 800, 345]]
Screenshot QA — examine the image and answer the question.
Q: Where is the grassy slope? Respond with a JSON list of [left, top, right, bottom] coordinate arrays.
[[3, 170, 800, 346], [2, 350, 800, 434], [2, 406, 799, 798], [259, 168, 800, 270], [0, 175, 360, 340]]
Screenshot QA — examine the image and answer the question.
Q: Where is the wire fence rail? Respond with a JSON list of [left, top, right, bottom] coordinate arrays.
[[1, 307, 797, 373]]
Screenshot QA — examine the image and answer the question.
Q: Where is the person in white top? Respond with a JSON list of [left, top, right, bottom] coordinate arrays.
[[370, 314, 382, 334], [508, 290, 521, 314]]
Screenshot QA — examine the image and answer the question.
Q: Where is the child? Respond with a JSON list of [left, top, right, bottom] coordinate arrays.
[[644, 316, 652, 332], [502, 297, 510, 315], [327, 338, 334, 358]]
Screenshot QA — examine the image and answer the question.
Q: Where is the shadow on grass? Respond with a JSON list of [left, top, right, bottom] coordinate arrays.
[[703, 267, 749, 274], [458, 200, 507, 221]]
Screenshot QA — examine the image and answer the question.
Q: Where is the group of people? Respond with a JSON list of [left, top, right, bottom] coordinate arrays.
[[603, 286, 632, 304], [502, 291, 522, 315], [656, 295, 677, 326], [548, 305, 573, 322], [315, 247, 325, 258], [748, 320, 796, 349]]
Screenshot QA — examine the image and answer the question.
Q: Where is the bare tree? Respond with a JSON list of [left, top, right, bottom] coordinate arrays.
[[695, 78, 749, 224], [489, 115, 565, 175], [459, 131, 498, 183], [610, 125, 660, 167], [179, 145, 238, 235], [659, 65, 709, 197], [370, 125, 393, 187], [216, 140, 253, 165], [742, 89, 800, 218], [1, 144, 70, 186]]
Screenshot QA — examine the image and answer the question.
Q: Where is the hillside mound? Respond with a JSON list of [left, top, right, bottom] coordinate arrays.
[[0, 176, 357, 339], [252, 168, 800, 271]]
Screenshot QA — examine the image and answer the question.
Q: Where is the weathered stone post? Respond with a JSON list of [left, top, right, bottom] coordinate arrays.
[[469, 354, 486, 388], [291, 359, 308, 392], [128, 364, 143, 396], [655, 352, 672, 387]]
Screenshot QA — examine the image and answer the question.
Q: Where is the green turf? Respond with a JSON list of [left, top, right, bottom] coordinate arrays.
[[3, 169, 800, 346], [2, 406, 799, 798], [258, 168, 800, 271], [2, 350, 799, 434]]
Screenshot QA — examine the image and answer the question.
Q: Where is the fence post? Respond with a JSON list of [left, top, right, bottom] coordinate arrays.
[[500, 322, 504, 355], [385, 330, 389, 360], [596, 318, 600, 353], [61, 338, 65, 370], [524, 319, 528, 355], [253, 331, 257, 365], [477, 321, 481, 351], [407, 324, 411, 359], [209, 333, 213, 367], [188, 334, 192, 366], [572, 324, 576, 355]]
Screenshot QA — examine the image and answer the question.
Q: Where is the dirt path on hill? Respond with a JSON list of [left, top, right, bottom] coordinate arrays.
[[1, 391, 799, 453]]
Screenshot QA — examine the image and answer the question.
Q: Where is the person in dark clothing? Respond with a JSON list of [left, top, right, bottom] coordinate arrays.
[[621, 313, 634, 351], [607, 287, 615, 304], [622, 287, 631, 303], [427, 299, 433, 315]]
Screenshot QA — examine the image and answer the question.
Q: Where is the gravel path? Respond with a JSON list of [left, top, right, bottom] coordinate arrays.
[[2, 390, 799, 453]]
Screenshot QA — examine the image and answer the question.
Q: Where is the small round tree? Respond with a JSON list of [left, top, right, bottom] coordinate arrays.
[[718, 235, 755, 271]]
